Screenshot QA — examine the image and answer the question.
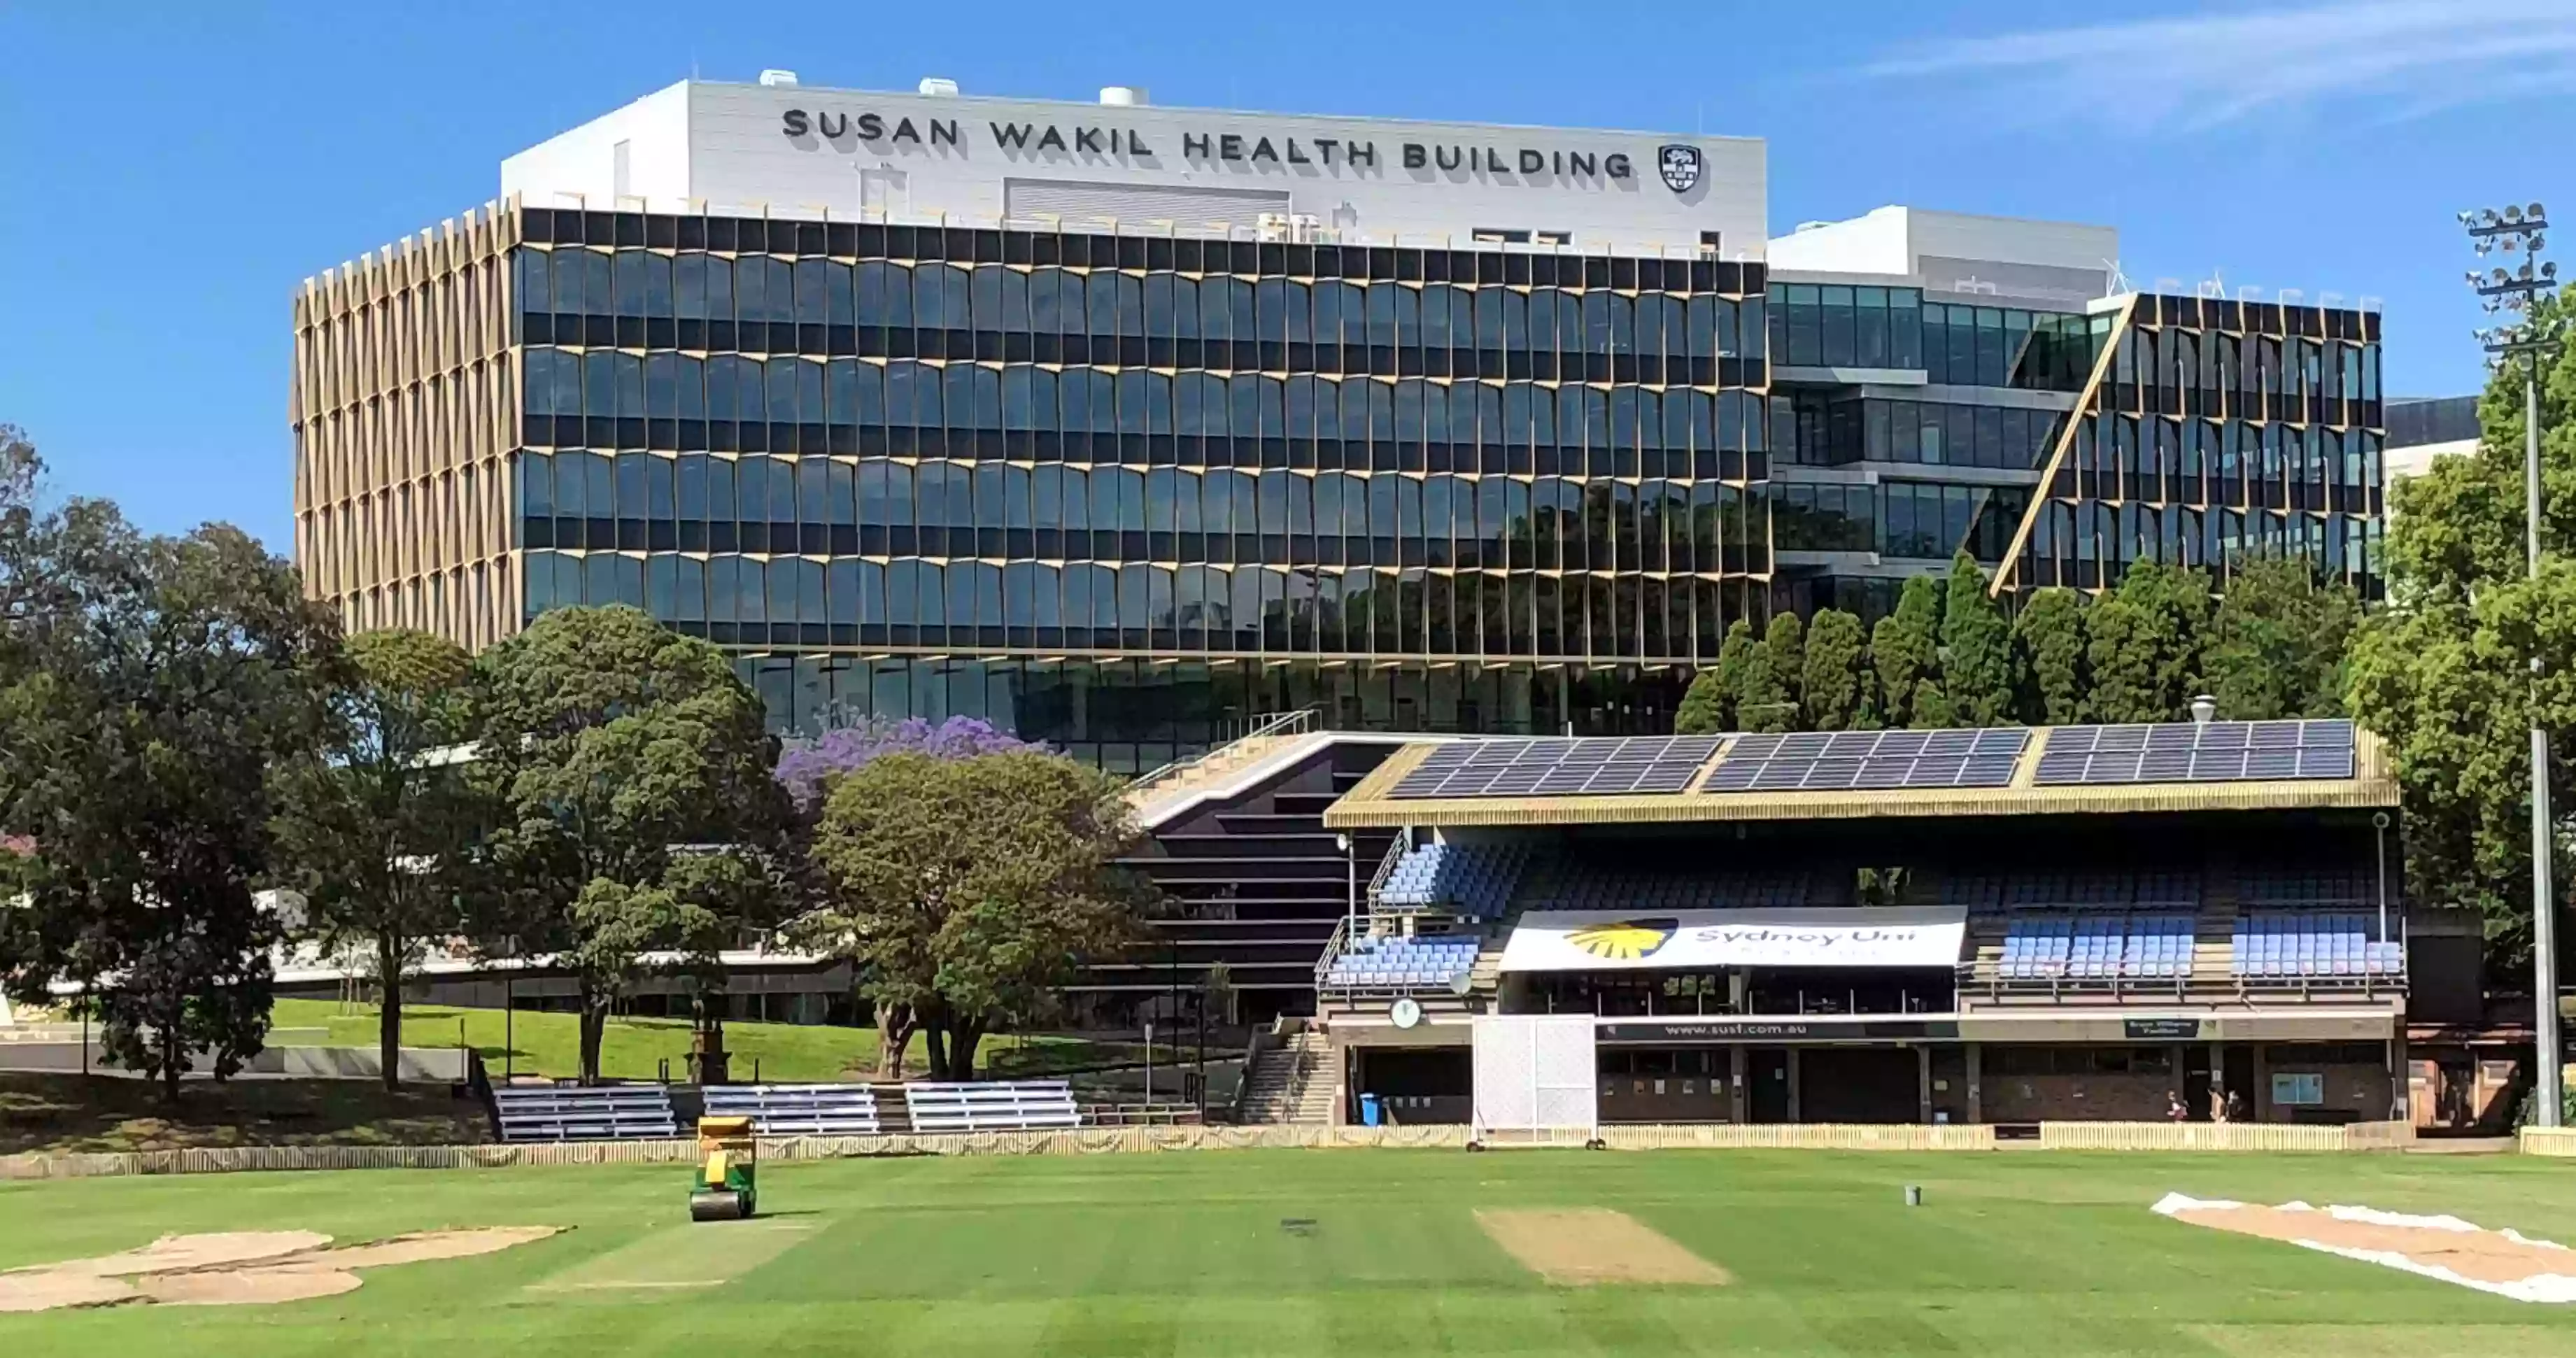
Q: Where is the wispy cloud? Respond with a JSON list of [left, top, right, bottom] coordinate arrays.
[[1864, 1, 2576, 134]]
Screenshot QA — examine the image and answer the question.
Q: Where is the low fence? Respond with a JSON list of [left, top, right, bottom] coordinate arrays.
[[2520, 1126, 2576, 1157], [2035, 1120, 2414, 1153], [0, 1118, 2430, 1180]]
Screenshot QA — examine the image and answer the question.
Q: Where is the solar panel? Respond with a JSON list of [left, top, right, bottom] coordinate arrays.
[[1384, 735, 1724, 799], [1702, 727, 2030, 793], [2033, 719, 2355, 786]]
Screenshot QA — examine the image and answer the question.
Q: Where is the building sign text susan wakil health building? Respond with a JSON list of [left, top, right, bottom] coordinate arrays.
[[777, 107, 1656, 188]]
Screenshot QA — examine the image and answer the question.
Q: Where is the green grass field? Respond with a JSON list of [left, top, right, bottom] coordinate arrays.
[[6, 1150, 2576, 1355]]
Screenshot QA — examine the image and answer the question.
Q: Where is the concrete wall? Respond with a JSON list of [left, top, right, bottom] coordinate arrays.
[[502, 79, 1768, 257], [502, 81, 693, 205], [1983, 1070, 2174, 1122]]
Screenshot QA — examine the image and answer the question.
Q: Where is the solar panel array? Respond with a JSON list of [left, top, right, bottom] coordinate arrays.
[[2034, 719, 2354, 786], [1701, 728, 2030, 792], [1386, 736, 1723, 799]]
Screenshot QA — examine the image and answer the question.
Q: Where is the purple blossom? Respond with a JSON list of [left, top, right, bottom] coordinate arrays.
[[775, 716, 1047, 809]]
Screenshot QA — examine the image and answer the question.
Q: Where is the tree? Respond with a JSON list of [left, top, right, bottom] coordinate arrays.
[[1673, 668, 1728, 737], [2013, 588, 2089, 725], [1761, 613, 1806, 730], [270, 630, 479, 1090], [1872, 575, 1943, 728], [1941, 552, 2015, 726], [2350, 298, 2576, 961], [1736, 617, 1793, 733], [809, 750, 1150, 1080], [2085, 563, 2211, 723], [774, 714, 1042, 1077], [775, 715, 1040, 812], [1701, 618, 1763, 733], [1802, 609, 1871, 730], [0, 514, 339, 1101], [469, 607, 791, 1083], [2205, 558, 2361, 721]]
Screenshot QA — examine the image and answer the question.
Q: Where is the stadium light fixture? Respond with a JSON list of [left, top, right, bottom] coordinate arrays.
[[2464, 202, 2565, 1125]]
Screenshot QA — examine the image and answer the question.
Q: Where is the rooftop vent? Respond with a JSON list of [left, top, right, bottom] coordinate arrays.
[[758, 69, 799, 87], [919, 77, 959, 97], [1099, 86, 1148, 106], [2191, 695, 2217, 726]]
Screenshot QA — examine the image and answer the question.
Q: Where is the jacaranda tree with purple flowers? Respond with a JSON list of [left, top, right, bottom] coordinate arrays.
[[774, 716, 1042, 813]]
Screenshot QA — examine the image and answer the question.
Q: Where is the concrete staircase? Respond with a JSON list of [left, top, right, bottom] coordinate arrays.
[[1126, 733, 1298, 826], [1239, 1029, 1336, 1124]]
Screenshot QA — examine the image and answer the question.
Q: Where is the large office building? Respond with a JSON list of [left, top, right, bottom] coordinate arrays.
[[292, 74, 2386, 765]]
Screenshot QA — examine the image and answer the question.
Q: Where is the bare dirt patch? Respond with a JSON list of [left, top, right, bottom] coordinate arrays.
[[133, 1268, 365, 1306], [55, 1231, 332, 1276], [0, 1226, 565, 1313], [0, 1271, 139, 1313], [2156, 1194, 2576, 1303], [1474, 1208, 1730, 1287]]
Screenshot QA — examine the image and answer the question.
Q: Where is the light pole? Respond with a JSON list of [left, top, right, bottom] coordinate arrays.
[[2464, 202, 2564, 1124]]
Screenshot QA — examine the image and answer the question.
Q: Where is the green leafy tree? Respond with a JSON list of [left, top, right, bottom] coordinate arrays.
[[1872, 575, 1943, 727], [1941, 552, 2015, 726], [2085, 563, 2212, 723], [1802, 609, 1871, 730], [469, 607, 791, 1083], [1706, 618, 1762, 730], [1736, 615, 1795, 733], [0, 509, 339, 1101], [807, 750, 1151, 1079], [1673, 667, 1728, 737], [2351, 302, 2576, 961], [2013, 588, 2089, 725], [1764, 611, 1806, 722], [271, 629, 480, 1090], [2205, 558, 2361, 720], [1910, 679, 1956, 729]]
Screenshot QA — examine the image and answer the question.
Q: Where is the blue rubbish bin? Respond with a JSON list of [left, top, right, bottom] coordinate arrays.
[[1359, 1094, 1382, 1126]]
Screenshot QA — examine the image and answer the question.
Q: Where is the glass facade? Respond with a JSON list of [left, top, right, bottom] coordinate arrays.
[[463, 211, 2387, 758], [507, 208, 1771, 762], [2007, 293, 2384, 595]]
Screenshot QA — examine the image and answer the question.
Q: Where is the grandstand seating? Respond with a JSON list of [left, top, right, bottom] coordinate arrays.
[[1375, 841, 1529, 918], [903, 1080, 1080, 1132], [1995, 913, 2192, 981], [2239, 869, 2376, 907], [1322, 934, 1480, 991], [493, 1084, 681, 1142], [1518, 865, 1811, 911], [700, 1083, 882, 1136], [2232, 912, 2404, 978]]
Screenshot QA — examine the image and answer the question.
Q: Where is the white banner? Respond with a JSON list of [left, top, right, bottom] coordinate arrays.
[[1497, 907, 1968, 972]]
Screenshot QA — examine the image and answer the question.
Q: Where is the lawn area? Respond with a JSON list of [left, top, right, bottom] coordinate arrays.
[[5, 1149, 2576, 1355], [269, 1000, 1180, 1084], [0, 1073, 487, 1156]]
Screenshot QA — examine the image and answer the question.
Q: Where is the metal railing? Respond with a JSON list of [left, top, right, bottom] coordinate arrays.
[[1127, 707, 1319, 802], [1365, 833, 1413, 907]]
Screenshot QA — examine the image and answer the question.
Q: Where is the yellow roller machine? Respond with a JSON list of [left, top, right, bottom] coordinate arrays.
[[688, 1115, 758, 1222]]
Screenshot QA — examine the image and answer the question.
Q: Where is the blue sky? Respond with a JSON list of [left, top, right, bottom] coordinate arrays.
[[3, 0, 2571, 549]]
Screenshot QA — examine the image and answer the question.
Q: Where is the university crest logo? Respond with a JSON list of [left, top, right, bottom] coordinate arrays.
[[1657, 144, 1703, 195], [1566, 918, 1679, 962]]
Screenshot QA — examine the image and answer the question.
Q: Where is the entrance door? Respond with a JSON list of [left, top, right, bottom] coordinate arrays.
[[1749, 1048, 1791, 1123], [2221, 1046, 2256, 1120], [2182, 1048, 2214, 1123]]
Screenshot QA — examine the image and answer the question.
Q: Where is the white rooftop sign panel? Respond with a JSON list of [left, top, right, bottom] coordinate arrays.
[[1499, 908, 1970, 972], [502, 80, 1767, 256]]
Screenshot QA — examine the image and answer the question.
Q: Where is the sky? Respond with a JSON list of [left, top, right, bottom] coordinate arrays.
[[2, 0, 2572, 549]]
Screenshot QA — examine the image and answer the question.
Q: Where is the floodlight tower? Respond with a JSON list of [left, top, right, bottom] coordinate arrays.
[[2463, 202, 2564, 1124]]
